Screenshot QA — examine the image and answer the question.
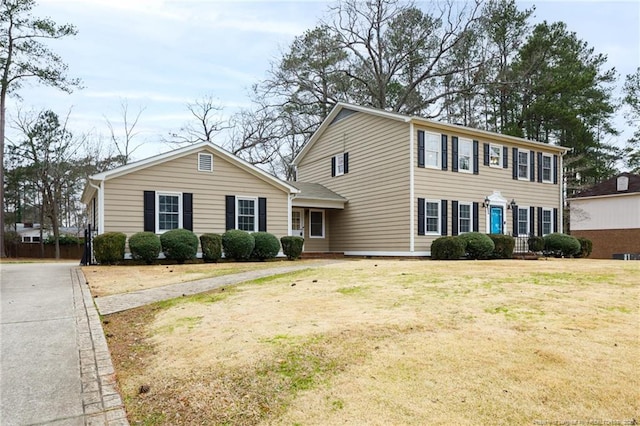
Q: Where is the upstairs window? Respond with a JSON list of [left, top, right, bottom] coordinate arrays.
[[332, 153, 349, 177], [489, 144, 502, 167], [518, 150, 529, 180], [542, 154, 552, 183], [458, 139, 472, 172], [425, 132, 440, 168]]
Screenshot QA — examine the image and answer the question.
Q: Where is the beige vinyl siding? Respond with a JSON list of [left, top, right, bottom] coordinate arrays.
[[87, 195, 100, 233], [297, 111, 410, 252], [300, 209, 330, 252], [102, 149, 289, 239], [414, 126, 562, 250]]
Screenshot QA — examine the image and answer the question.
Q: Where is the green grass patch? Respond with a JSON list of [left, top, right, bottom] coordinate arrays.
[[153, 288, 234, 310], [602, 306, 632, 314], [337, 286, 366, 295]]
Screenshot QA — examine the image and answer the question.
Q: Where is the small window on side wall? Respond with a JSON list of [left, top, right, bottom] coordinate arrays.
[[198, 153, 213, 172], [309, 210, 325, 238], [331, 153, 349, 177]]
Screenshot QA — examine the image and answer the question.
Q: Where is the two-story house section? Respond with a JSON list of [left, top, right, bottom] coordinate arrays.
[[293, 103, 569, 256]]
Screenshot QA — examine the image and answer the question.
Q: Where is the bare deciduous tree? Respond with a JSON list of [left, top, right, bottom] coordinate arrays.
[[104, 100, 145, 165]]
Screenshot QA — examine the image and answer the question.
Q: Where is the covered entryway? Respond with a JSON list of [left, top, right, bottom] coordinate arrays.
[[288, 182, 347, 254], [483, 190, 515, 235]]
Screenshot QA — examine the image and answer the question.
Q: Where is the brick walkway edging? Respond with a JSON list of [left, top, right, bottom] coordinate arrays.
[[71, 267, 129, 426]]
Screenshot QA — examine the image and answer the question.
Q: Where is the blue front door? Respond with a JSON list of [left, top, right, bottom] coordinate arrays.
[[490, 206, 503, 234]]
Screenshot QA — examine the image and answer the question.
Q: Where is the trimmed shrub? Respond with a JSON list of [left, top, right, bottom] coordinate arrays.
[[488, 234, 515, 259], [200, 233, 222, 263], [222, 230, 255, 261], [430, 236, 465, 260], [543, 233, 581, 258], [458, 232, 495, 260], [93, 232, 126, 265], [281, 236, 304, 260], [251, 232, 280, 260], [528, 236, 544, 252], [129, 232, 161, 264], [576, 237, 593, 258], [45, 234, 81, 245], [160, 228, 198, 264]]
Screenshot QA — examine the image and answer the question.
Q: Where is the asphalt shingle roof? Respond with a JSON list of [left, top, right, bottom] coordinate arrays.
[[572, 172, 640, 198]]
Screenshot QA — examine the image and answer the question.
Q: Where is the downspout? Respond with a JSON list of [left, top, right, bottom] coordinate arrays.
[[409, 120, 415, 253], [559, 151, 565, 234], [88, 179, 104, 235], [287, 193, 293, 236]]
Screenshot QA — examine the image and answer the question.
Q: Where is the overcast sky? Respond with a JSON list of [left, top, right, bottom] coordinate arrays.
[[8, 0, 640, 161]]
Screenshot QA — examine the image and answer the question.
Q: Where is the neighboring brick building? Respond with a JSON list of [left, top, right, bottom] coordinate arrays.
[[569, 173, 640, 259]]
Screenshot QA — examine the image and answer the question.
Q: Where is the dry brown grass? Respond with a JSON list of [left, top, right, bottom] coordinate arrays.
[[102, 259, 640, 425], [82, 260, 325, 297]]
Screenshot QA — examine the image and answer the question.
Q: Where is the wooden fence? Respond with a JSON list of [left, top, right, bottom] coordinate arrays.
[[5, 243, 84, 260]]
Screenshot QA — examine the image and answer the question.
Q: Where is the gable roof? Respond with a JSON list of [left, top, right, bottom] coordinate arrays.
[[81, 141, 298, 203], [571, 173, 640, 199], [293, 102, 569, 165]]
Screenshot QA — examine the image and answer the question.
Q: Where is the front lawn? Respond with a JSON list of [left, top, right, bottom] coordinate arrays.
[[101, 259, 639, 425]]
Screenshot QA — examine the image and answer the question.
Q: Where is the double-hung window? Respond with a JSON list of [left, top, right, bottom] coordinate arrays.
[[542, 208, 553, 236], [334, 154, 345, 176], [425, 132, 440, 168], [237, 197, 257, 232], [490, 144, 502, 167], [157, 192, 182, 232], [459, 139, 472, 172], [425, 200, 440, 234], [459, 203, 471, 233], [518, 150, 529, 180], [542, 154, 552, 183], [517, 207, 529, 236]]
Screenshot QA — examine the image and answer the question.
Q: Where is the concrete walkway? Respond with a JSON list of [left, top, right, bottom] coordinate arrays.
[[95, 261, 341, 315], [0, 262, 128, 426]]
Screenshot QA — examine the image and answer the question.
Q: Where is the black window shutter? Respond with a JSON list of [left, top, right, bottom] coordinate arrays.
[[225, 195, 235, 230], [452, 137, 459, 172], [472, 202, 479, 231], [553, 155, 558, 184], [483, 143, 489, 166], [258, 197, 267, 232], [417, 198, 425, 236], [529, 206, 535, 235], [441, 135, 448, 170], [183, 193, 193, 231], [452, 201, 459, 236], [537, 207, 543, 236], [441, 200, 448, 236], [473, 140, 479, 174], [331, 156, 336, 177], [143, 191, 155, 232], [417, 131, 425, 168], [553, 208, 558, 233], [503, 146, 509, 169], [343, 152, 349, 174], [537, 152, 543, 183], [512, 207, 518, 235], [530, 150, 535, 182], [512, 148, 518, 179]]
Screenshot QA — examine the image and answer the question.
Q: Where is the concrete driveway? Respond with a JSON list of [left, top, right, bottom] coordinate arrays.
[[0, 262, 127, 426]]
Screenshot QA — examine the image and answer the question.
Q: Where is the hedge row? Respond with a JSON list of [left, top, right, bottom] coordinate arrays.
[[430, 232, 591, 260], [91, 229, 303, 265]]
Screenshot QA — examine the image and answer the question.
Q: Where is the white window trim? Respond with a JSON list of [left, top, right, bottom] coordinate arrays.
[[458, 138, 473, 173], [542, 208, 553, 236], [424, 131, 441, 169], [517, 149, 529, 181], [309, 209, 325, 238], [334, 154, 345, 177], [489, 143, 502, 168], [517, 206, 530, 237], [156, 191, 183, 234], [198, 152, 213, 172], [542, 153, 553, 183], [236, 196, 258, 232], [459, 202, 472, 234], [425, 199, 441, 235]]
